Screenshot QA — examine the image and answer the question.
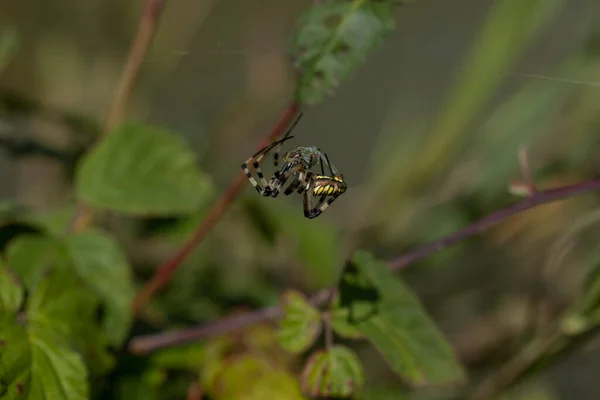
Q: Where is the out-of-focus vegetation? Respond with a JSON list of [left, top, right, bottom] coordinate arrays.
[[1, 0, 600, 399]]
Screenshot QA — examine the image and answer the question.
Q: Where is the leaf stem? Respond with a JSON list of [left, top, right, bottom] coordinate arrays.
[[131, 101, 301, 315], [129, 176, 600, 354], [71, 0, 167, 233]]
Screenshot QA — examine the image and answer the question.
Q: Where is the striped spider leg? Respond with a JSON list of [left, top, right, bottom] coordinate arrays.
[[241, 112, 303, 196]]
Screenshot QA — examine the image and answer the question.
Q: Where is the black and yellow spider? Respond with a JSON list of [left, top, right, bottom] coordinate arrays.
[[241, 113, 347, 219]]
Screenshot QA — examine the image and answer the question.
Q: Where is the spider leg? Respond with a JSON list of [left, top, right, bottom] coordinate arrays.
[[269, 164, 303, 197], [241, 155, 268, 195], [304, 191, 341, 219], [284, 178, 301, 195]]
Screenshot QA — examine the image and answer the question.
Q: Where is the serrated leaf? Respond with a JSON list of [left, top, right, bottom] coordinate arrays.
[[302, 345, 364, 397], [0, 264, 23, 313], [337, 250, 465, 386], [277, 290, 322, 353], [75, 122, 212, 215], [5, 234, 62, 291], [65, 230, 135, 346], [0, 281, 90, 400], [290, 0, 396, 105], [27, 325, 88, 400]]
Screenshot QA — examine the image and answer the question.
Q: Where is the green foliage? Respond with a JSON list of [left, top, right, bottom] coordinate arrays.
[[336, 250, 466, 386], [6, 234, 62, 291], [277, 290, 322, 353], [75, 122, 213, 215], [209, 354, 304, 400], [302, 345, 364, 398], [330, 297, 365, 339], [64, 230, 135, 346], [290, 0, 396, 105], [0, 268, 95, 399], [0, 27, 18, 74], [0, 264, 24, 313]]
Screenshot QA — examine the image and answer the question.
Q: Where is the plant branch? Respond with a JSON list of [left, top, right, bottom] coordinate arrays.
[[387, 178, 600, 271], [131, 101, 301, 315], [128, 176, 600, 354], [71, 0, 166, 232]]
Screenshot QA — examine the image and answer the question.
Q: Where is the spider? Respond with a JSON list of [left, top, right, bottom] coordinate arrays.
[[241, 113, 347, 219]]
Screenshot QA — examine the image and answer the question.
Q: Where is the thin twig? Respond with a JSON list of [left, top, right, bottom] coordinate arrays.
[[387, 178, 600, 271], [128, 176, 600, 354], [131, 101, 301, 315], [106, 0, 165, 131], [71, 0, 167, 232]]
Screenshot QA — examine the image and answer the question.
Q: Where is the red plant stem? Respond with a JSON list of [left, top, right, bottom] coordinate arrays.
[[129, 177, 600, 354], [132, 101, 301, 315]]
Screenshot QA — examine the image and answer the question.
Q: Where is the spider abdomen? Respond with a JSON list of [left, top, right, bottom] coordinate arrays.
[[313, 176, 346, 196]]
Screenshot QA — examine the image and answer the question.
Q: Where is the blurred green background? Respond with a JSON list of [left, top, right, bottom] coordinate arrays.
[[2, 0, 600, 399]]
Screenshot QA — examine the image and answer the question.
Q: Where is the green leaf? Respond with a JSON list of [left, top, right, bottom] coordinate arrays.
[[330, 296, 365, 339], [210, 354, 304, 400], [277, 290, 322, 354], [0, 269, 91, 400], [301, 345, 364, 398], [150, 342, 206, 370], [75, 122, 212, 215], [27, 325, 88, 400], [0, 264, 23, 313], [65, 230, 135, 346], [0, 27, 19, 74], [5, 234, 62, 291], [337, 250, 466, 386], [0, 314, 31, 398], [290, 0, 396, 105]]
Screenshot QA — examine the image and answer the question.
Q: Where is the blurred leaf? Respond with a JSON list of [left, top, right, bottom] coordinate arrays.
[[301, 345, 364, 398], [337, 250, 466, 386], [151, 342, 206, 370], [0, 27, 19, 74], [5, 234, 62, 291], [331, 296, 365, 339], [211, 354, 304, 400], [474, 68, 574, 201], [65, 230, 135, 346], [421, 0, 564, 167], [0, 313, 31, 398], [117, 377, 159, 400], [27, 265, 113, 373], [0, 264, 23, 313], [277, 290, 322, 353], [27, 325, 88, 400], [369, 0, 564, 223], [290, 0, 396, 105], [247, 197, 341, 287], [75, 122, 212, 215], [0, 269, 92, 399]]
